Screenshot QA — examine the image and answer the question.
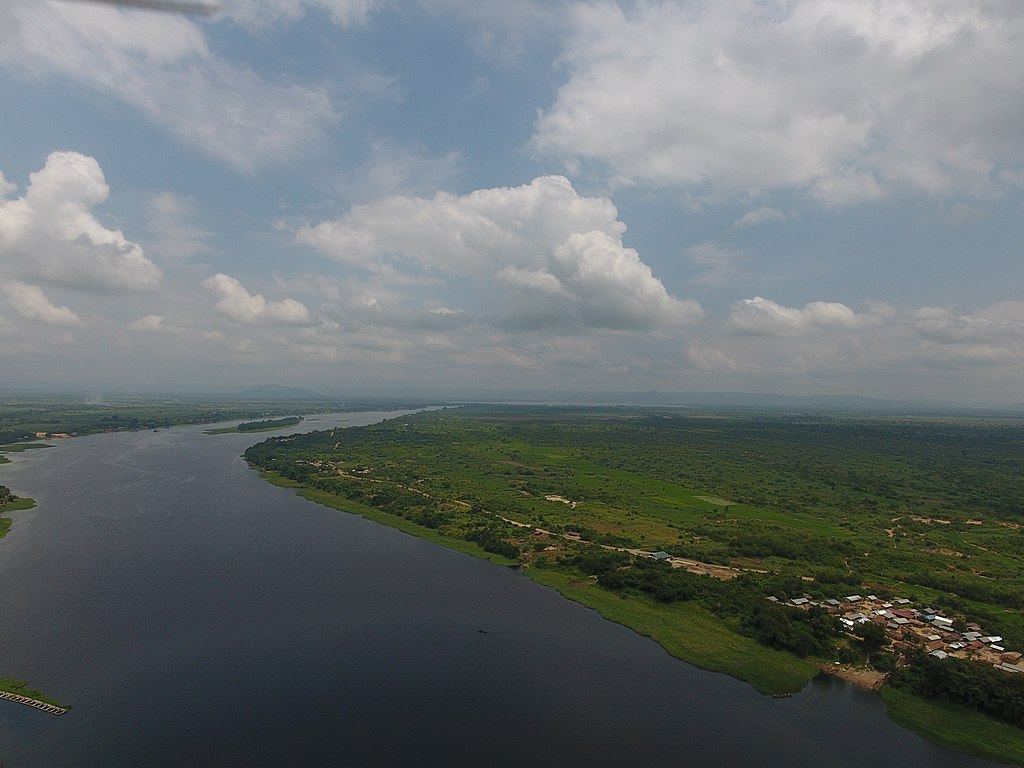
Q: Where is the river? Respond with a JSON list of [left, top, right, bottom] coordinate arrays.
[[0, 412, 1003, 767]]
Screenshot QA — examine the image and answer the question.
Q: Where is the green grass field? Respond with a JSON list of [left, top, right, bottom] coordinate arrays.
[[882, 687, 1024, 765], [527, 568, 819, 693]]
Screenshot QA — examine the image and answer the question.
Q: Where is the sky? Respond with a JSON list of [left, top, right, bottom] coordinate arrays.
[[1, 0, 1023, 403]]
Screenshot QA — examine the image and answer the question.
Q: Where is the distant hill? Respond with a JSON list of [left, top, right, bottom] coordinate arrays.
[[230, 385, 325, 401]]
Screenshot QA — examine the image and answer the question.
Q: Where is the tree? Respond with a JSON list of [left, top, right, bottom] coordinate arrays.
[[854, 622, 888, 655]]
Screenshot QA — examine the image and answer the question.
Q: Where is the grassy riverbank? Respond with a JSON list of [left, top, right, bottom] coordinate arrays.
[[243, 405, 1024, 764], [260, 471, 518, 566], [255, 470, 814, 693], [527, 568, 819, 693], [0, 496, 36, 539], [882, 687, 1024, 765]]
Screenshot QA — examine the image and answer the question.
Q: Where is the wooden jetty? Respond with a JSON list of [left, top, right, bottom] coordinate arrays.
[[0, 690, 68, 715]]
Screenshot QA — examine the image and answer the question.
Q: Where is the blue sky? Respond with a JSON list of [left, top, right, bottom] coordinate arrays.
[[1, 0, 1023, 403]]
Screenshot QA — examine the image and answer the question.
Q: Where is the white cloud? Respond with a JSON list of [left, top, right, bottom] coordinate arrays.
[[4, 283, 83, 326], [731, 296, 868, 335], [911, 302, 1024, 344], [0, 171, 16, 197], [298, 175, 701, 330], [685, 242, 746, 289], [415, 0, 563, 66], [146, 192, 211, 260], [732, 207, 786, 229], [0, 152, 162, 291], [218, 0, 375, 27], [680, 299, 1024, 399], [0, 1, 340, 171], [127, 314, 178, 333], [338, 141, 464, 202], [203, 273, 315, 325], [534, 1, 1024, 204]]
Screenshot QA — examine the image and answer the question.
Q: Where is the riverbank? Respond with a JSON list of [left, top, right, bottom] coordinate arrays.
[[882, 687, 1024, 765], [258, 469, 1024, 765], [0, 496, 37, 539], [260, 471, 518, 566], [254, 471, 817, 693], [525, 568, 819, 694]]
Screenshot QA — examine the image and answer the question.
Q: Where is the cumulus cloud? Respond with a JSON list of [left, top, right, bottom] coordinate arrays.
[[298, 175, 701, 330], [203, 273, 315, 325], [533, 1, 1024, 203], [731, 296, 868, 335], [0, 152, 162, 291], [678, 298, 1024, 398], [4, 283, 83, 326], [0, 1, 341, 171]]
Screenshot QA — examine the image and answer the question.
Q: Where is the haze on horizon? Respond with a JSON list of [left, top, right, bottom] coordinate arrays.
[[1, 1, 1023, 405]]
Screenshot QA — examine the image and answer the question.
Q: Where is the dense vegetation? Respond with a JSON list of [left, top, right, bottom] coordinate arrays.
[[244, 405, 1024, 760], [245, 406, 1024, 621], [890, 651, 1024, 728]]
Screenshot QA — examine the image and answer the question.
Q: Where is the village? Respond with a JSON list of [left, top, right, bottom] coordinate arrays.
[[776, 592, 1024, 675]]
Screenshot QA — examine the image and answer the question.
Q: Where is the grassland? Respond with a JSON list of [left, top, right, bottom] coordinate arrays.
[[882, 687, 1024, 764], [528, 568, 819, 693], [244, 404, 1024, 763]]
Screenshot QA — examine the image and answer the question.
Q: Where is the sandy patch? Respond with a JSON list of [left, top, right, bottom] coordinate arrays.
[[821, 665, 886, 691]]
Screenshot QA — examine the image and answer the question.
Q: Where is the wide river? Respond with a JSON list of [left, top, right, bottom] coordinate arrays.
[[0, 412, 1004, 767]]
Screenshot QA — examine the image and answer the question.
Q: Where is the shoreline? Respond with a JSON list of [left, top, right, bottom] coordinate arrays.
[[819, 663, 886, 691], [251, 469, 1024, 766]]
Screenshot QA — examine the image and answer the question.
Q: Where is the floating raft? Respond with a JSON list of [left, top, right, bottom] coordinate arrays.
[[0, 690, 67, 715]]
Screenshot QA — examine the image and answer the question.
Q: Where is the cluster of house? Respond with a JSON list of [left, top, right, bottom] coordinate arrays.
[[773, 593, 1024, 675]]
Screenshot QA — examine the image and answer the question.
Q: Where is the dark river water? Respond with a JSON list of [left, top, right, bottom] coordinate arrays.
[[0, 412, 1003, 767]]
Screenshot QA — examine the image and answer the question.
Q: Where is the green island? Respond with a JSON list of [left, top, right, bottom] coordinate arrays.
[[244, 405, 1024, 764], [204, 416, 303, 435]]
